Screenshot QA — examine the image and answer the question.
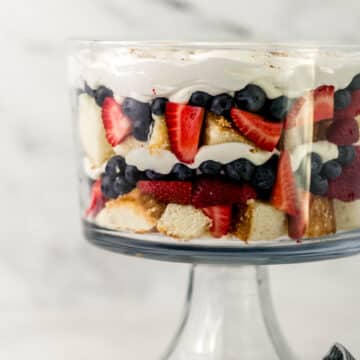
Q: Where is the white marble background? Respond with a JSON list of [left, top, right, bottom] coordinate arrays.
[[1, 0, 360, 359]]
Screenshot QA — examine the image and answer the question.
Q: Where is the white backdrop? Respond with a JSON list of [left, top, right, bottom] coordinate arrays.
[[1, 0, 360, 359]]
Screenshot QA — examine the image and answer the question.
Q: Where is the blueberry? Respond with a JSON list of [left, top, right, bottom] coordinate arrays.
[[321, 160, 342, 180], [267, 96, 289, 121], [151, 97, 168, 116], [337, 145, 356, 166], [105, 156, 126, 176], [189, 91, 213, 109], [122, 98, 152, 141], [348, 73, 360, 91], [225, 159, 255, 182], [122, 97, 151, 121], [113, 176, 134, 195], [199, 160, 223, 176], [256, 188, 273, 201], [84, 82, 95, 97], [209, 94, 233, 116], [94, 86, 113, 106], [251, 165, 275, 190], [334, 89, 351, 110], [133, 121, 151, 141], [234, 84, 266, 113], [263, 154, 280, 170], [124, 165, 142, 185], [101, 174, 118, 199], [171, 163, 195, 181], [145, 170, 165, 180], [310, 174, 328, 195], [310, 153, 323, 175]]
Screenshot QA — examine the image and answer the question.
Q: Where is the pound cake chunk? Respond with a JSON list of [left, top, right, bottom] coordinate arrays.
[[203, 112, 254, 146], [233, 201, 287, 241], [95, 207, 114, 228], [148, 115, 170, 153], [78, 93, 114, 166], [333, 199, 360, 231], [96, 189, 165, 233], [157, 204, 211, 239], [113, 136, 146, 157], [305, 195, 336, 237], [288, 191, 336, 240]]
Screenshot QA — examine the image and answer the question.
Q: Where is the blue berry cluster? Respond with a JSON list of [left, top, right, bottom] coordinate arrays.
[[297, 146, 356, 196]]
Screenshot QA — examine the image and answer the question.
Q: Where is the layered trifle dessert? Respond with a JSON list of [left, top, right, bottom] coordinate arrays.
[[69, 43, 360, 242]]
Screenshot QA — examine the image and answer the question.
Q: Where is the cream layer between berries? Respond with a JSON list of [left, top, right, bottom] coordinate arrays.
[[86, 142, 339, 178], [75, 51, 360, 241]]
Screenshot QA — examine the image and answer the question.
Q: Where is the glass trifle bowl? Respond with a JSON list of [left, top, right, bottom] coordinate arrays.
[[68, 42, 360, 359]]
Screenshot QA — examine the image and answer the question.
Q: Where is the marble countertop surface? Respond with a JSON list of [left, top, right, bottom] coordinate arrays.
[[1, 0, 360, 358]]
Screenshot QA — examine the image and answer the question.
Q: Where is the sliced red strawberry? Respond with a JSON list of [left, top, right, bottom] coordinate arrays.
[[202, 205, 232, 238], [102, 97, 132, 146], [230, 108, 282, 151], [284, 86, 333, 130], [284, 97, 304, 129], [314, 85, 334, 122], [284, 92, 314, 129], [288, 191, 310, 240], [288, 215, 305, 241], [165, 102, 205, 163], [86, 179, 106, 217], [271, 151, 298, 216], [192, 177, 257, 208], [327, 146, 360, 201], [335, 90, 360, 121], [326, 118, 359, 145], [137, 180, 192, 204]]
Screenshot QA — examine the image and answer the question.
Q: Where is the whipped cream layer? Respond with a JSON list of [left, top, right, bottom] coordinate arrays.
[[84, 140, 339, 179], [126, 141, 339, 174], [125, 143, 278, 174], [69, 45, 360, 103], [84, 157, 106, 180]]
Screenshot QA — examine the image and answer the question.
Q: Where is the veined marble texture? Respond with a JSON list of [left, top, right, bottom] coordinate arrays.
[[1, 0, 360, 359]]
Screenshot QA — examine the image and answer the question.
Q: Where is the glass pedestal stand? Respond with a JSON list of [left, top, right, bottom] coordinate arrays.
[[163, 265, 295, 360], [85, 222, 360, 360]]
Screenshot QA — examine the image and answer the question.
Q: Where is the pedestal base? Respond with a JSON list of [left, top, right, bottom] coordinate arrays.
[[163, 265, 297, 360]]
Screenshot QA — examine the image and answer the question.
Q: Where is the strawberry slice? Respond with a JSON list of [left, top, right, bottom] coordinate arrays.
[[288, 191, 310, 240], [288, 215, 306, 241], [202, 205, 232, 238], [271, 151, 298, 216], [192, 177, 257, 208], [284, 92, 314, 129], [230, 108, 282, 151], [165, 102, 205, 163], [314, 85, 334, 122], [102, 97, 132, 146], [284, 86, 334, 129], [137, 180, 192, 204], [86, 179, 106, 217]]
